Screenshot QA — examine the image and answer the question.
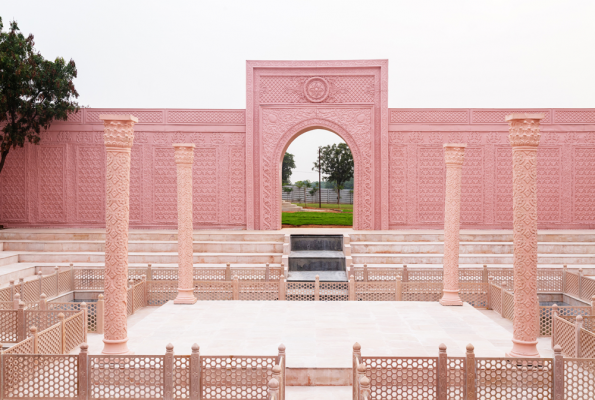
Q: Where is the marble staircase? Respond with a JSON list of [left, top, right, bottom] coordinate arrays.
[[282, 200, 304, 212]]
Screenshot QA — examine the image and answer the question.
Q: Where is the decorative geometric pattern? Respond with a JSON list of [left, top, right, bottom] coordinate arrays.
[[87, 110, 163, 124], [356, 282, 395, 301], [580, 329, 595, 359], [573, 147, 595, 223], [461, 147, 484, 224], [447, 357, 465, 400], [361, 356, 438, 400], [320, 282, 349, 301], [537, 147, 561, 222], [0, 310, 18, 342], [239, 282, 279, 301], [459, 283, 488, 308], [193, 148, 218, 223], [554, 110, 595, 123], [564, 359, 595, 400], [538, 306, 590, 337], [153, 147, 177, 223], [2, 355, 78, 398], [201, 356, 276, 400], [495, 146, 513, 223], [403, 283, 443, 302], [390, 110, 468, 124], [389, 146, 407, 224], [36, 145, 66, 222], [553, 316, 576, 357], [0, 146, 27, 222], [417, 147, 445, 222], [194, 282, 233, 301], [473, 110, 551, 124], [475, 358, 552, 399], [167, 110, 245, 124], [90, 356, 164, 398], [37, 324, 62, 354], [229, 146, 246, 224], [174, 356, 190, 398], [76, 146, 105, 222], [286, 282, 315, 301]]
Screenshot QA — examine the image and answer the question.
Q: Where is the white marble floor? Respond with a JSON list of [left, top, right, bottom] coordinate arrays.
[[84, 301, 553, 368]]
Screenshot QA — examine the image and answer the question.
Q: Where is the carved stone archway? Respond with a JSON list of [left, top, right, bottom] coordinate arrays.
[[246, 60, 389, 230]]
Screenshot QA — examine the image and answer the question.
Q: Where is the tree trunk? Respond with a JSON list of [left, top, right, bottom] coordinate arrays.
[[0, 148, 10, 176]]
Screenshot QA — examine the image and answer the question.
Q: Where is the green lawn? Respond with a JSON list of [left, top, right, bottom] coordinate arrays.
[[282, 212, 353, 226], [291, 203, 353, 212]]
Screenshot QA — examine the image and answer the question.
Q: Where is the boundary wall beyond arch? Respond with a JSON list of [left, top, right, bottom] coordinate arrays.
[[1, 61, 594, 230]]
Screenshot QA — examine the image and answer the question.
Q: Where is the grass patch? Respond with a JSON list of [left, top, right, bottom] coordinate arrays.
[[282, 212, 353, 226]]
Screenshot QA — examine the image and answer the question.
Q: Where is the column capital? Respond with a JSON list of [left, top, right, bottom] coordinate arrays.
[[173, 143, 196, 165], [100, 115, 138, 148], [505, 113, 544, 147], [443, 143, 466, 166]]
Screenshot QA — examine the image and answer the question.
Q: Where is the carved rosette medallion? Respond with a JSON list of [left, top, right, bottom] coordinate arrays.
[[99, 114, 138, 355], [304, 77, 330, 103], [505, 113, 543, 358], [440, 144, 466, 306], [173, 144, 197, 304]]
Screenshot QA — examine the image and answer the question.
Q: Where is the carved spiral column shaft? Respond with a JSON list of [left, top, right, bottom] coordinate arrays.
[[173, 144, 197, 305], [506, 113, 544, 358], [100, 114, 138, 355], [440, 144, 466, 306]]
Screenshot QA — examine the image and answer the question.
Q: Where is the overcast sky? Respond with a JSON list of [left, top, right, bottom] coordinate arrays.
[[2, 0, 594, 181]]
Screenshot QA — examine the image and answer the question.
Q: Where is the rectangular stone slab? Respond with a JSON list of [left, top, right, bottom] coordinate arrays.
[[287, 271, 348, 282], [288, 250, 345, 272], [290, 235, 343, 251]]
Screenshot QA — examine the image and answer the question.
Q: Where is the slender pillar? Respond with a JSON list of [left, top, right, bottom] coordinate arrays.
[[100, 114, 138, 355], [173, 143, 197, 304], [506, 113, 544, 358], [440, 144, 466, 306]]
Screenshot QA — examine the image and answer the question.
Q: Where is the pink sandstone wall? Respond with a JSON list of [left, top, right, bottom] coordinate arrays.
[[0, 107, 594, 230]]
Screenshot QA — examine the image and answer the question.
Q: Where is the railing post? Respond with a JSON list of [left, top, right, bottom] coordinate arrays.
[[402, 265, 408, 282], [437, 344, 447, 400], [265, 263, 270, 282], [500, 282, 507, 318], [487, 277, 493, 310], [70, 264, 75, 291], [363, 265, 368, 282], [9, 279, 15, 301], [395, 276, 402, 301], [465, 344, 476, 400], [57, 313, 66, 354], [278, 277, 286, 301], [578, 268, 584, 299], [55, 266, 60, 295], [352, 343, 362, 400], [13, 292, 20, 310], [551, 304, 559, 349], [225, 263, 231, 281], [164, 344, 174, 400], [190, 344, 201, 400], [18, 278, 24, 298], [575, 315, 583, 358], [96, 294, 104, 334], [267, 378, 279, 400], [37, 272, 43, 299], [349, 276, 355, 301], [272, 365, 281, 398], [16, 300, 25, 342], [142, 275, 148, 306], [553, 345, 563, 400], [81, 302, 88, 343], [278, 344, 286, 400], [147, 264, 153, 280], [78, 343, 89, 400], [562, 265, 567, 293], [129, 279, 135, 314], [359, 376, 370, 400], [232, 276, 239, 300], [315, 275, 320, 301], [482, 265, 488, 283], [40, 293, 47, 310]]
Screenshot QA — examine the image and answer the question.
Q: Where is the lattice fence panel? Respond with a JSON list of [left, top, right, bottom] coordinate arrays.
[[447, 357, 465, 400], [408, 269, 443, 282], [58, 270, 73, 293], [320, 282, 349, 301], [564, 359, 595, 400], [194, 282, 233, 301], [475, 358, 552, 400], [192, 268, 225, 281], [356, 282, 396, 301], [460, 283, 488, 308], [0, 286, 11, 302], [126, 288, 133, 315], [41, 274, 58, 298], [174, 356, 190, 399], [554, 316, 577, 357], [201, 356, 276, 400], [566, 273, 580, 297], [502, 290, 514, 321], [152, 268, 179, 281], [75, 269, 104, 290], [37, 324, 62, 354], [147, 280, 178, 305], [90, 356, 164, 399], [22, 280, 39, 302], [403, 283, 443, 301], [488, 269, 514, 287], [582, 316, 595, 332], [48, 302, 97, 332], [490, 284, 502, 314], [580, 329, 595, 359], [0, 301, 14, 310], [0, 310, 18, 342], [2, 355, 78, 398], [459, 270, 483, 283], [353, 267, 403, 282], [233, 267, 283, 281], [128, 268, 149, 280], [64, 312, 85, 353], [537, 270, 563, 293], [134, 282, 146, 309], [239, 282, 279, 301], [582, 277, 595, 301], [539, 306, 591, 337], [26, 310, 77, 333], [361, 356, 438, 400], [286, 282, 315, 301], [3, 336, 35, 354]]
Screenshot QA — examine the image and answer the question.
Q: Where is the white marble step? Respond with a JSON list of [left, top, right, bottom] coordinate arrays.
[[350, 232, 595, 243], [351, 241, 595, 254], [352, 253, 595, 265]]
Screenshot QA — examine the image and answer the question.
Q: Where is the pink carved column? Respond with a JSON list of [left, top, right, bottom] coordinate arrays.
[[173, 144, 197, 305], [506, 113, 544, 358], [100, 114, 138, 355], [439, 144, 466, 306]]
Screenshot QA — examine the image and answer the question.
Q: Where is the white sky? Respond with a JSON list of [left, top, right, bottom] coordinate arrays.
[[2, 0, 594, 181]]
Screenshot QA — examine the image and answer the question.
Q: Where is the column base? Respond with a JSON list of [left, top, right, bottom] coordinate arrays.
[[506, 338, 540, 358], [439, 290, 463, 306], [174, 288, 197, 305], [102, 338, 133, 355]]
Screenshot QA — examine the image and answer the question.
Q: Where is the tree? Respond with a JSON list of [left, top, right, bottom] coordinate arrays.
[[282, 152, 296, 185], [294, 180, 311, 208], [294, 181, 305, 206], [0, 17, 79, 175], [309, 182, 319, 208], [282, 186, 293, 202], [312, 143, 354, 203]]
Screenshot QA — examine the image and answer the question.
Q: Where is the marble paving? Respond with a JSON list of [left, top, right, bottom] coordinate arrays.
[[84, 301, 554, 367]]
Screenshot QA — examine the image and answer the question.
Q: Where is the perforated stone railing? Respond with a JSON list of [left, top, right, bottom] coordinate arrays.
[[552, 314, 595, 359], [1, 343, 286, 400], [353, 343, 590, 400]]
